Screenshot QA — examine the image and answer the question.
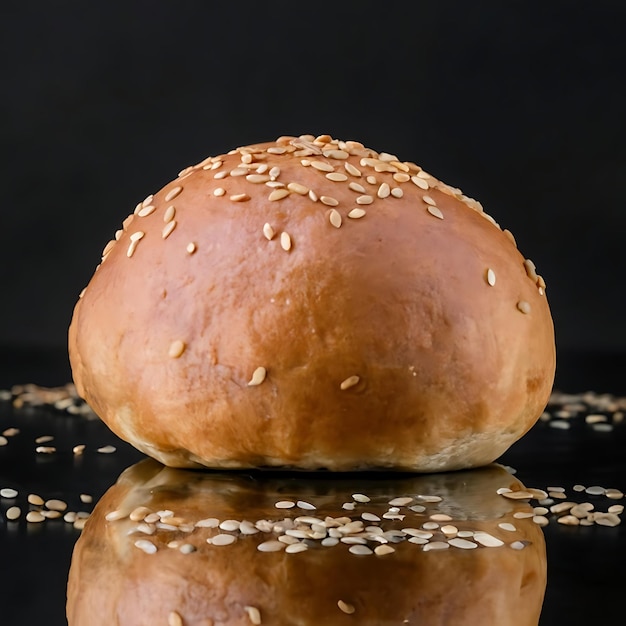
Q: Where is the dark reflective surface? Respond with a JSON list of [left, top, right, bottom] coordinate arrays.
[[0, 348, 625, 625]]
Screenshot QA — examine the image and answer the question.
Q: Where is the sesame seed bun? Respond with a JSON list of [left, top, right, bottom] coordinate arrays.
[[68, 134, 555, 471], [66, 460, 546, 625]]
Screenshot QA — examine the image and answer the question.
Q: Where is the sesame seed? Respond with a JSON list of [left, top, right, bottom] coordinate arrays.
[[474, 532, 504, 547], [168, 611, 183, 626], [165, 186, 183, 202], [73, 444, 86, 455], [285, 542, 308, 554], [168, 340, 186, 358], [263, 223, 275, 240], [35, 446, 56, 453], [105, 509, 127, 522], [329, 209, 342, 228], [229, 167, 248, 177], [585, 485, 606, 496], [377, 182, 390, 198], [280, 232, 292, 251], [320, 195, 339, 207], [186, 242, 197, 254], [246, 174, 270, 183], [209, 534, 237, 546], [35, 435, 53, 444], [195, 518, 219, 528], [393, 172, 410, 183], [269, 189, 290, 202], [486, 268, 496, 286], [247, 367, 267, 387], [230, 193, 250, 202], [356, 195, 373, 205], [340, 375, 360, 390], [349, 545, 373, 555], [275, 500, 295, 509], [6, 506, 20, 521], [135, 539, 157, 554], [347, 208, 366, 219], [297, 500, 316, 510], [326, 172, 348, 182], [374, 544, 395, 556], [361, 512, 380, 522], [162, 220, 177, 239], [310, 160, 334, 172], [97, 445, 117, 454], [411, 175, 429, 190], [257, 540, 285, 552], [287, 182, 309, 195], [344, 162, 362, 177], [267, 146, 287, 154], [366, 175, 377, 185], [214, 171, 228, 180], [163, 206, 176, 222], [390, 187, 403, 198], [28, 494, 44, 506], [213, 187, 226, 197], [46, 499, 68, 512], [426, 206, 444, 220], [517, 300, 531, 314], [244, 606, 262, 625], [219, 520, 241, 531], [142, 194, 154, 207], [269, 166, 281, 179], [308, 189, 318, 202], [389, 497, 413, 506], [448, 538, 478, 550], [422, 195, 436, 206], [348, 182, 366, 193], [323, 148, 349, 159], [137, 205, 156, 217], [524, 259, 538, 281], [338, 601, 355, 615], [26, 511, 45, 523], [0, 488, 18, 498], [498, 522, 517, 532], [352, 494, 370, 503]]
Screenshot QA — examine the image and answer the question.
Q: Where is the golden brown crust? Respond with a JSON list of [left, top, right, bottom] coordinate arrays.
[[67, 461, 546, 626], [68, 134, 555, 471]]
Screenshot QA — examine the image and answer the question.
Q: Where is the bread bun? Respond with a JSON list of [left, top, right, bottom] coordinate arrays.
[[68, 134, 555, 471], [67, 460, 547, 625]]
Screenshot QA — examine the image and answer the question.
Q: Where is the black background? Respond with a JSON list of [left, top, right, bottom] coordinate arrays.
[[1, 0, 625, 361]]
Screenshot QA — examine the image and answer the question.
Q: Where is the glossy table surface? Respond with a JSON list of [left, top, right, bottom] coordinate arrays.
[[0, 348, 625, 625]]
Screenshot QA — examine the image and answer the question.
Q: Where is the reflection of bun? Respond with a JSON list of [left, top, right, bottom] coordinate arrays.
[[68, 134, 555, 471], [67, 461, 546, 625]]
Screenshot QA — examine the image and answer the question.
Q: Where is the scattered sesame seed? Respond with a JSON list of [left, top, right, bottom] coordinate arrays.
[[209, 534, 237, 546], [347, 184, 366, 197], [244, 606, 262, 625], [296, 500, 316, 510], [26, 511, 45, 523], [486, 268, 496, 286], [329, 209, 342, 228], [162, 220, 177, 239], [356, 195, 373, 205], [517, 300, 531, 314], [263, 223, 275, 241], [338, 600, 356, 615], [390, 187, 404, 198], [163, 205, 176, 223], [35, 446, 56, 454], [326, 172, 348, 182], [186, 242, 197, 254], [168, 611, 183, 626], [2, 428, 19, 437], [287, 182, 309, 195], [344, 162, 361, 177], [269, 189, 290, 202], [422, 195, 436, 206], [423, 541, 449, 551], [411, 175, 429, 190], [0, 488, 18, 498], [267, 146, 287, 155], [246, 174, 270, 183], [510, 541, 527, 550], [6, 506, 20, 521], [229, 167, 248, 177], [0, 436, 7, 446], [257, 540, 285, 552], [275, 500, 295, 509], [349, 544, 373, 555], [308, 189, 318, 202], [347, 208, 366, 219], [320, 195, 339, 207], [97, 445, 117, 454], [269, 166, 281, 179], [168, 340, 186, 359], [247, 367, 267, 387], [137, 204, 156, 217], [311, 161, 335, 172], [448, 538, 478, 550], [498, 522, 517, 532], [230, 193, 250, 202], [280, 232, 292, 251], [426, 205, 444, 220], [352, 493, 370, 503], [135, 539, 157, 554], [73, 444, 86, 455], [340, 375, 360, 390], [549, 420, 571, 430], [165, 186, 183, 202], [524, 259, 538, 281], [393, 172, 410, 183], [323, 148, 349, 160], [377, 182, 390, 198], [213, 187, 226, 197], [46, 499, 68, 512]]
